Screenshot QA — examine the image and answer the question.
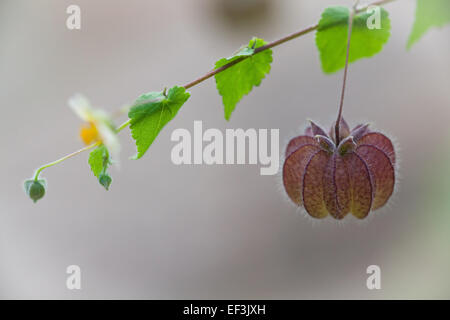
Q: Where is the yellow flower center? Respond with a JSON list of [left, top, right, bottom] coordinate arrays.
[[79, 122, 100, 145]]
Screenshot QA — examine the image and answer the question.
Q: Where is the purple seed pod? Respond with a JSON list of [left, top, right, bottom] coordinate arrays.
[[283, 118, 396, 220]]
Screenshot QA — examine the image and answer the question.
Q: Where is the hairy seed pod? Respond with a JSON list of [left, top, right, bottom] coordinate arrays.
[[283, 118, 396, 219]]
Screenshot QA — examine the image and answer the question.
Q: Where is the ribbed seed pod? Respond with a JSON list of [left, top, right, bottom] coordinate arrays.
[[283, 118, 396, 219]]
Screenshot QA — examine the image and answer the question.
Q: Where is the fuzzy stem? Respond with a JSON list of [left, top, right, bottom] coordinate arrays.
[[335, 1, 358, 146], [116, 119, 131, 133], [183, 0, 395, 91], [33, 142, 101, 180], [33, 119, 132, 179]]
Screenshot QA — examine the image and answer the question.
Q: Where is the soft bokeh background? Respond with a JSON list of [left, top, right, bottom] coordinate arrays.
[[0, 0, 449, 299]]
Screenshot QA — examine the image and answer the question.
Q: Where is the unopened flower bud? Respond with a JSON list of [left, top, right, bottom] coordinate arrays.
[[24, 179, 47, 203], [98, 173, 112, 191]]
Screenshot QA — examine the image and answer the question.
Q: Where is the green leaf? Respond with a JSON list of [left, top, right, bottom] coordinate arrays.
[[407, 0, 450, 49], [316, 6, 391, 74], [129, 86, 190, 159], [89, 145, 110, 177], [214, 37, 273, 120], [88, 145, 112, 190]]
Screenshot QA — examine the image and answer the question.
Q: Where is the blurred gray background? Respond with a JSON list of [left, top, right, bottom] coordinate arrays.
[[1, 0, 450, 299]]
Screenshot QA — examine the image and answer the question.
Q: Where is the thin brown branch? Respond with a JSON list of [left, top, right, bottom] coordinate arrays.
[[183, 0, 396, 91]]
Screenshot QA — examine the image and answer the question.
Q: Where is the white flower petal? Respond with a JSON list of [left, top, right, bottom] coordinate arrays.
[[69, 94, 95, 122], [69, 94, 121, 163], [97, 122, 120, 162]]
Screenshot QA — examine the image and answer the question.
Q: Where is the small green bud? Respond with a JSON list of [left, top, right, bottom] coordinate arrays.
[[24, 179, 47, 203], [98, 173, 112, 191]]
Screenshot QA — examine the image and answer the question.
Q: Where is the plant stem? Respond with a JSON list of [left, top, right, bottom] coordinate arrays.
[[33, 118, 132, 179], [335, 2, 358, 146], [183, 0, 395, 90], [182, 24, 319, 90], [32, 0, 396, 175], [33, 142, 101, 180], [116, 119, 131, 133]]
